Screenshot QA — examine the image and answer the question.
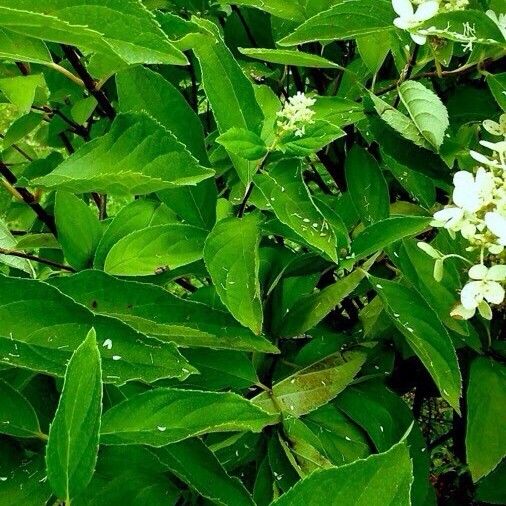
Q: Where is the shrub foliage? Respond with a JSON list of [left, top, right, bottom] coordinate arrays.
[[0, 0, 505, 504]]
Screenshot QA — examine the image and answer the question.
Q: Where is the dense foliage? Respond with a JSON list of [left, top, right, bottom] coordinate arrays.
[[0, 0, 505, 504]]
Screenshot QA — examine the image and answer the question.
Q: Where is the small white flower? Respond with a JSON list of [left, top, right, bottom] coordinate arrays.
[[486, 10, 506, 40], [452, 168, 495, 213], [392, 0, 439, 45], [460, 264, 506, 312], [485, 211, 506, 246], [277, 92, 316, 137]]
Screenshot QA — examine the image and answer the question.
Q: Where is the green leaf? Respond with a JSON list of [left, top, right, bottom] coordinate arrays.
[[117, 65, 208, 163], [350, 216, 431, 262], [0, 450, 52, 505], [190, 17, 264, 183], [466, 357, 506, 482], [255, 161, 337, 262], [336, 381, 432, 506], [72, 446, 180, 505], [0, 274, 195, 384], [45, 328, 102, 503], [0, 74, 46, 112], [50, 270, 278, 354], [398, 81, 449, 151], [369, 92, 433, 151], [218, 0, 307, 21], [0, 218, 33, 274], [0, 0, 187, 65], [33, 112, 214, 195], [55, 192, 103, 270], [239, 47, 342, 69], [104, 224, 207, 276], [217, 127, 268, 161], [204, 214, 263, 334], [487, 72, 506, 111], [417, 10, 506, 45], [100, 388, 277, 446], [357, 34, 390, 73], [94, 199, 175, 269], [279, 268, 368, 337], [370, 276, 461, 411], [277, 120, 345, 156], [253, 351, 366, 417], [2, 111, 43, 148], [152, 439, 255, 506], [278, 0, 395, 46], [345, 145, 389, 225], [476, 460, 506, 505], [272, 439, 412, 505], [0, 28, 51, 63], [0, 380, 42, 438]]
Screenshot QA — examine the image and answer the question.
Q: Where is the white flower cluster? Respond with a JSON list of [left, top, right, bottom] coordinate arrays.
[[276, 92, 316, 138], [423, 115, 506, 320]]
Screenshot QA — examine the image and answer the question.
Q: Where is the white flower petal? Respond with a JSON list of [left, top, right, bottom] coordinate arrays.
[[487, 265, 506, 282], [410, 32, 427, 45], [483, 281, 505, 305], [392, 0, 414, 17], [468, 264, 488, 280], [394, 17, 411, 29], [414, 0, 439, 22], [461, 281, 483, 310], [485, 212, 506, 244]]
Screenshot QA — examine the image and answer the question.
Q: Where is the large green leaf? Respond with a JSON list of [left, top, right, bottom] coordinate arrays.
[[33, 112, 214, 195], [55, 192, 103, 270], [45, 328, 102, 503], [371, 276, 461, 411], [50, 270, 278, 354], [104, 224, 207, 276], [466, 357, 506, 482], [272, 439, 413, 505], [398, 81, 449, 152], [100, 388, 277, 446], [117, 66, 207, 163], [417, 10, 506, 45], [255, 161, 337, 262], [253, 351, 366, 417], [240, 48, 342, 69], [350, 216, 431, 262], [0, 450, 52, 505], [0, 275, 195, 384], [0, 28, 51, 63], [94, 199, 175, 269], [189, 17, 264, 183], [204, 214, 263, 335], [345, 146, 389, 225], [0, 0, 187, 64], [72, 446, 180, 505], [278, 0, 395, 46], [152, 439, 255, 506], [279, 268, 368, 337], [0, 380, 42, 439], [336, 381, 432, 506]]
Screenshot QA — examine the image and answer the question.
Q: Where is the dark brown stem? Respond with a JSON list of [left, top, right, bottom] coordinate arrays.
[[0, 247, 74, 272], [61, 45, 116, 120], [0, 161, 57, 235], [237, 182, 254, 218]]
